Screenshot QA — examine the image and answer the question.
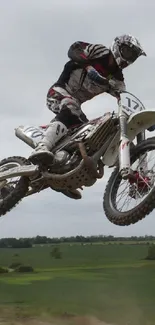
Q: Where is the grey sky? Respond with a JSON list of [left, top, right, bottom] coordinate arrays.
[[0, 0, 155, 238]]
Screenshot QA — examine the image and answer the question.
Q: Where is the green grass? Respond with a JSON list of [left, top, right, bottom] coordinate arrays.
[[0, 243, 155, 325], [0, 243, 150, 268]]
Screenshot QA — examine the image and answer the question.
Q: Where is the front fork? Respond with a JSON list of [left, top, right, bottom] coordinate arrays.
[[136, 132, 149, 177], [118, 103, 147, 179]]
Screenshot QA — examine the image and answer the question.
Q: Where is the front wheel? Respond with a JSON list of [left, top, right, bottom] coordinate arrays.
[[0, 156, 30, 217], [103, 138, 155, 226]]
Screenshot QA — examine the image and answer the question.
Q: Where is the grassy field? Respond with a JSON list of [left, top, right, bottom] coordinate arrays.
[[0, 243, 155, 325]]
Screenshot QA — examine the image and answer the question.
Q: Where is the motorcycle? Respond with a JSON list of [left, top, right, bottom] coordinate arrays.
[[1, 90, 155, 226]]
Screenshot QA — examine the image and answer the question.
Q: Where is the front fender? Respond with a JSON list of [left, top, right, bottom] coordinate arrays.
[[127, 110, 155, 140]]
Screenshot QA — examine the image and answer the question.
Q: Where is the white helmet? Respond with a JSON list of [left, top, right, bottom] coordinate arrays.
[[111, 34, 146, 69]]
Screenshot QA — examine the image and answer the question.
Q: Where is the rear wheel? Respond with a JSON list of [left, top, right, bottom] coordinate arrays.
[[0, 156, 30, 217], [103, 138, 155, 226]]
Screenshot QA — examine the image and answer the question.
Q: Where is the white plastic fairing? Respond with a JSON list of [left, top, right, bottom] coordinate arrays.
[[15, 125, 46, 148]]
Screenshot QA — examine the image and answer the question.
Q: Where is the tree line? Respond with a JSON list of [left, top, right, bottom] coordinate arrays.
[[0, 235, 154, 248]]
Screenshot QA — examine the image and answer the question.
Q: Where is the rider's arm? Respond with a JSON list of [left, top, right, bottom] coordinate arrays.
[[85, 66, 109, 86], [68, 41, 126, 93], [85, 66, 126, 92], [68, 41, 110, 65]]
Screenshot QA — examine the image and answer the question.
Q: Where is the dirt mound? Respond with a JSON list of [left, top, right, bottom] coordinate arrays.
[[73, 315, 115, 325]]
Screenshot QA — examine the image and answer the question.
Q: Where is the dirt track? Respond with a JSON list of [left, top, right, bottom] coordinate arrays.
[[0, 316, 115, 325]]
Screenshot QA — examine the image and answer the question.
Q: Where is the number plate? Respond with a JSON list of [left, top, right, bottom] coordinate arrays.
[[120, 92, 145, 116], [22, 126, 44, 142]]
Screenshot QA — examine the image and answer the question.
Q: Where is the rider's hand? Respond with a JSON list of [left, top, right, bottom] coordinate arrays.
[[86, 66, 109, 86], [108, 85, 120, 99], [147, 125, 155, 132]]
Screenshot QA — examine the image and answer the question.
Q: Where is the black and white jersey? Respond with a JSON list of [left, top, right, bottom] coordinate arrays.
[[54, 41, 126, 103]]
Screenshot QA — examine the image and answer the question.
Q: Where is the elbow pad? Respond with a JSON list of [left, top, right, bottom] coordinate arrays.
[[68, 42, 91, 65]]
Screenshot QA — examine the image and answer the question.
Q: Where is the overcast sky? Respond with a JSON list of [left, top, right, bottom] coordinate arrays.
[[0, 0, 155, 238]]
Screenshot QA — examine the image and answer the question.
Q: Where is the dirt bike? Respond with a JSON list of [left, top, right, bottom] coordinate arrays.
[[1, 90, 155, 226]]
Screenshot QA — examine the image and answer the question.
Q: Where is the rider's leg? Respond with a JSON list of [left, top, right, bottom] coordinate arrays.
[[28, 86, 88, 200], [29, 86, 88, 164]]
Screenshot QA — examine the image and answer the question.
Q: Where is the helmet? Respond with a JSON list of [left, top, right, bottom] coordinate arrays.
[[110, 34, 146, 69]]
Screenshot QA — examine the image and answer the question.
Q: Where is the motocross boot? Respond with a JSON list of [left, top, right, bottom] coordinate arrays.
[[29, 121, 82, 200], [29, 121, 67, 165]]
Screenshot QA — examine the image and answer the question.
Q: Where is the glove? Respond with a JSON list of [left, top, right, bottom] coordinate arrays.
[[108, 85, 120, 99], [87, 67, 109, 86], [147, 125, 155, 132]]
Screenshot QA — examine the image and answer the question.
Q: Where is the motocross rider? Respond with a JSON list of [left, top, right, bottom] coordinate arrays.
[[29, 34, 146, 199]]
